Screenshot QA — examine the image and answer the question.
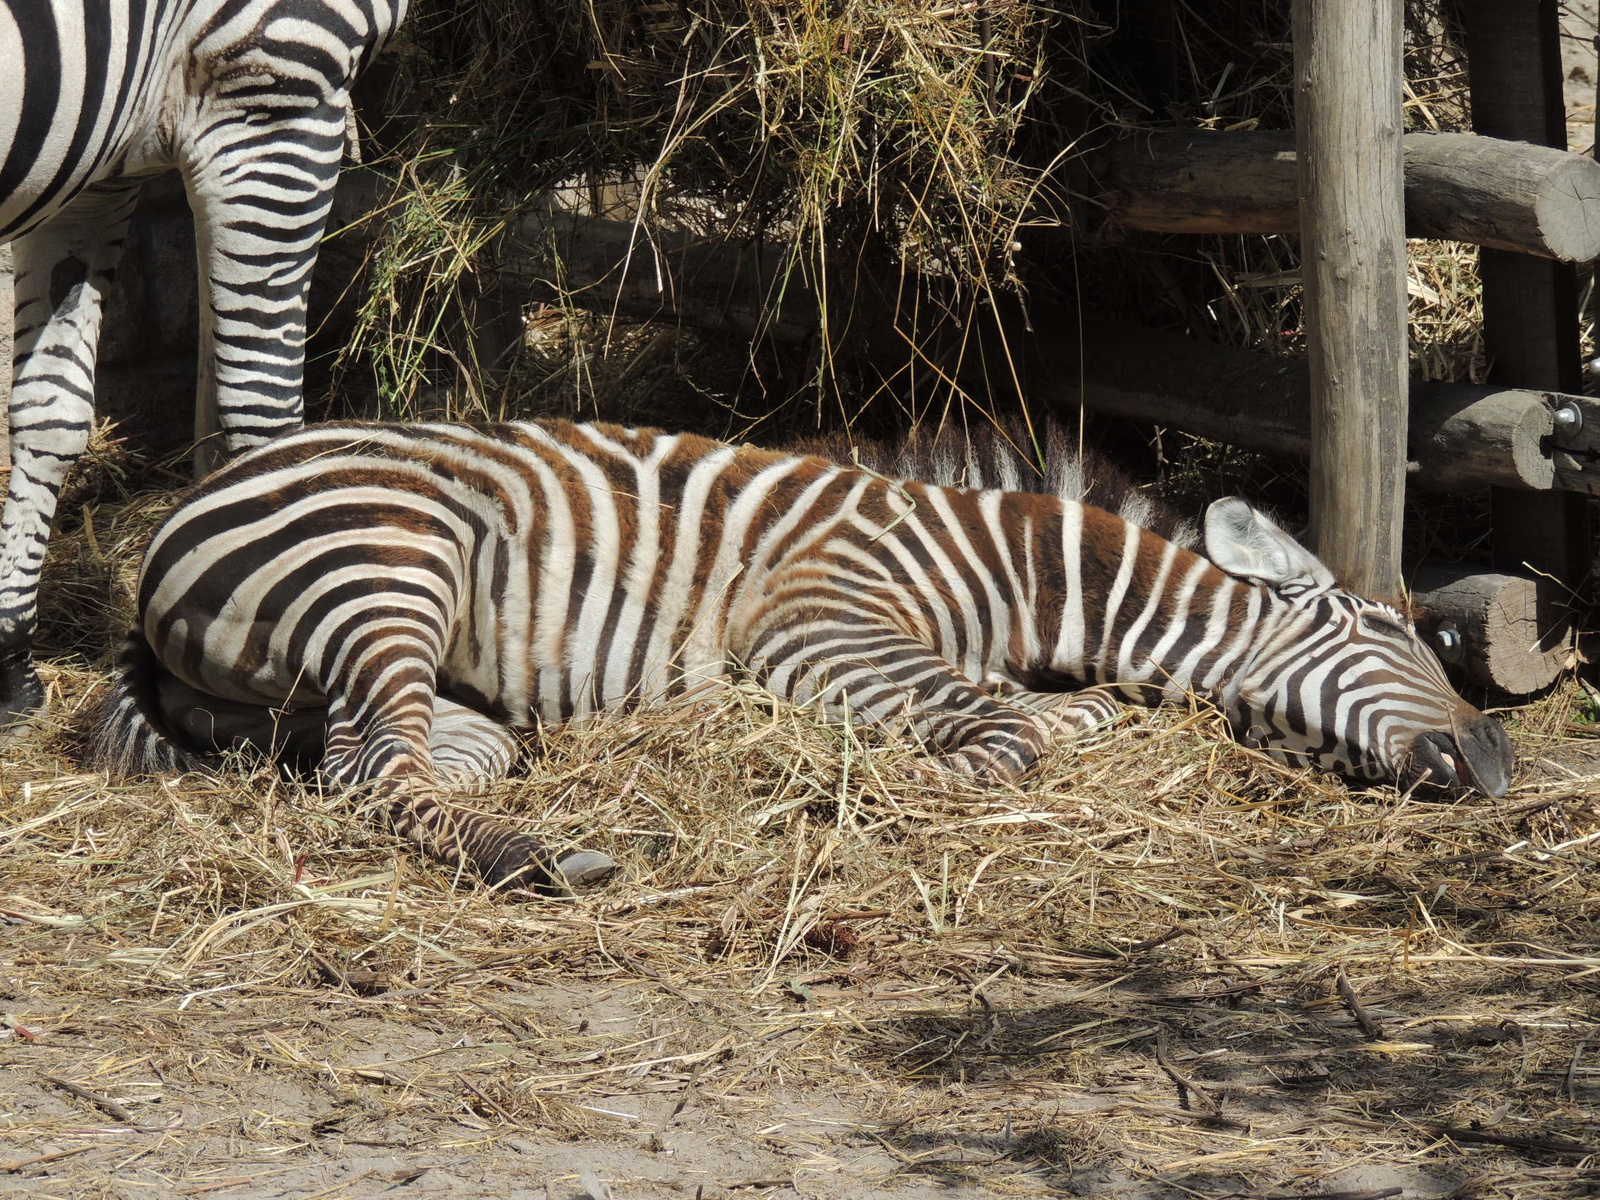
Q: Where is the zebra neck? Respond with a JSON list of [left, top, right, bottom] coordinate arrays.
[[1046, 502, 1269, 699]]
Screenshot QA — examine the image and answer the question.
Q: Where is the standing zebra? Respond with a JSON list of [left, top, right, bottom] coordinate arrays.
[[94, 420, 1515, 891], [0, 0, 407, 732]]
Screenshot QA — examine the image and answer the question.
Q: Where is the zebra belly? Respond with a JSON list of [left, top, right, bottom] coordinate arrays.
[[0, 2, 173, 240], [440, 590, 739, 730]]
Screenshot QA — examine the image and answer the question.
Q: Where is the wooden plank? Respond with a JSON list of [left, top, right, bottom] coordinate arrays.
[[1293, 0, 1408, 601], [1098, 130, 1600, 261]]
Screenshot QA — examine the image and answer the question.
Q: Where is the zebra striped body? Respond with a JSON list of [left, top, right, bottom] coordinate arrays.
[[96, 420, 1514, 890], [0, 0, 406, 730]]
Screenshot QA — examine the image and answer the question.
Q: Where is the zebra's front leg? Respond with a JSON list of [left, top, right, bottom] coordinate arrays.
[[747, 623, 1052, 783], [990, 682, 1130, 738], [319, 682, 615, 894], [0, 181, 142, 733], [182, 102, 348, 475]]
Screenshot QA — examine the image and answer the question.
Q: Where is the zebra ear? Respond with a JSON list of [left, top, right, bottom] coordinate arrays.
[[1203, 497, 1336, 596]]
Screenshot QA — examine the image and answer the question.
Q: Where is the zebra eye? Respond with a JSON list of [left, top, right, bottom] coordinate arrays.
[[1361, 612, 1410, 638]]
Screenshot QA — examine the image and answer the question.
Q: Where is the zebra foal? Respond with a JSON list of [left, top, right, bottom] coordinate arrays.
[[0, 0, 406, 732], [95, 420, 1515, 891]]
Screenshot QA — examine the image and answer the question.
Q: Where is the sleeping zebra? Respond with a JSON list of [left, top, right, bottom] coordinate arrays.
[[94, 419, 1515, 891], [0, 0, 406, 732]]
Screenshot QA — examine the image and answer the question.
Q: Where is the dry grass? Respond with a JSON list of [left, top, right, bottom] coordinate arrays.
[[4, 469, 1600, 1198]]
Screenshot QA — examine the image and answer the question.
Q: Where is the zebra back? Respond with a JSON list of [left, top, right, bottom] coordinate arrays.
[[787, 416, 1198, 548]]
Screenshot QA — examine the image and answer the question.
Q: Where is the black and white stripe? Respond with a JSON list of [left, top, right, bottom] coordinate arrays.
[[93, 420, 1515, 890], [0, 0, 406, 729]]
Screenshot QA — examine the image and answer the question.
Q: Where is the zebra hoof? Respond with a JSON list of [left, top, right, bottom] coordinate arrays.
[[552, 850, 625, 893], [0, 654, 46, 745]]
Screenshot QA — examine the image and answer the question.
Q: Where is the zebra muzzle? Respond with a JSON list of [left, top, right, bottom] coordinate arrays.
[[1404, 717, 1514, 798]]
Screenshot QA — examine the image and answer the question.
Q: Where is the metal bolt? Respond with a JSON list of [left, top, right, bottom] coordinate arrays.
[[1552, 402, 1583, 433], [1433, 623, 1463, 663]]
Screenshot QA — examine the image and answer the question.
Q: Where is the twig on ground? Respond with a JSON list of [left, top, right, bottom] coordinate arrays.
[[1336, 968, 1385, 1040], [1155, 1028, 1222, 1116], [39, 1074, 138, 1126]]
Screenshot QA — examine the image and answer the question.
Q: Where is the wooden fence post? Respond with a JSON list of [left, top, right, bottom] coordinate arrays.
[[1292, 0, 1408, 602], [1461, 0, 1593, 592]]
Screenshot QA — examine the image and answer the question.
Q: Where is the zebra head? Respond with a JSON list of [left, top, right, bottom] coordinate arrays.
[[1204, 498, 1514, 797]]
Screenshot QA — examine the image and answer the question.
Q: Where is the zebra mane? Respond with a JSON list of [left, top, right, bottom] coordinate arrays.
[[785, 417, 1199, 549]]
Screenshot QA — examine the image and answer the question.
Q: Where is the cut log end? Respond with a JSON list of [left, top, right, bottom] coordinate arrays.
[[1407, 385, 1557, 491], [1411, 567, 1574, 695], [1533, 154, 1600, 262]]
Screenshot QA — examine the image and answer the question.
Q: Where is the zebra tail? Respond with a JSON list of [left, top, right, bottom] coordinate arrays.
[[90, 630, 197, 777]]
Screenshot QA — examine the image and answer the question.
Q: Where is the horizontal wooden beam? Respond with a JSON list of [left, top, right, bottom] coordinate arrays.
[[1019, 307, 1600, 494], [1098, 130, 1600, 261]]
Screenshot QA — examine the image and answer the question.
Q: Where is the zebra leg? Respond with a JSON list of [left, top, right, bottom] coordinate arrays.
[[429, 697, 522, 792], [319, 679, 615, 893], [991, 683, 1129, 737], [0, 181, 142, 732], [158, 679, 521, 790], [181, 99, 348, 475], [749, 627, 1052, 783]]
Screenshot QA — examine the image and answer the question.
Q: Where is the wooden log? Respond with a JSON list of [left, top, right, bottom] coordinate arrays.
[[1404, 133, 1600, 262], [1409, 566, 1573, 694], [1100, 130, 1600, 262], [1407, 383, 1560, 491], [1016, 307, 1600, 494], [1100, 131, 1302, 234], [1293, 0, 1408, 601]]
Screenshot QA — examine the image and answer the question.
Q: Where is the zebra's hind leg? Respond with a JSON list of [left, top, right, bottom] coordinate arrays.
[[182, 98, 348, 475], [426, 700, 619, 889], [159, 676, 617, 891], [319, 688, 617, 894], [428, 697, 521, 791], [1, 181, 143, 735]]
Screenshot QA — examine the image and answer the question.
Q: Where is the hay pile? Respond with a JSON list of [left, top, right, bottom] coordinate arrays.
[[322, 0, 1494, 435], [4, 463, 1600, 1196]]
